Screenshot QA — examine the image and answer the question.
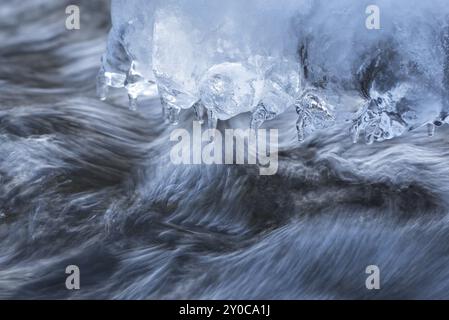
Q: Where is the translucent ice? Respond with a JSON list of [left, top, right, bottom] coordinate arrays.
[[251, 58, 301, 130], [199, 62, 264, 122], [98, 0, 158, 110], [296, 0, 449, 142], [99, 0, 449, 143], [151, 1, 305, 127], [296, 90, 335, 142]]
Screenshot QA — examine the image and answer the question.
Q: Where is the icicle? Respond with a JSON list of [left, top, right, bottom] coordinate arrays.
[[250, 103, 276, 130], [125, 61, 153, 112], [350, 120, 361, 143], [365, 133, 375, 145], [167, 106, 181, 125], [96, 69, 109, 101], [161, 98, 169, 122], [296, 110, 306, 142], [427, 123, 436, 137], [193, 101, 206, 124], [128, 95, 138, 111], [208, 109, 218, 130]]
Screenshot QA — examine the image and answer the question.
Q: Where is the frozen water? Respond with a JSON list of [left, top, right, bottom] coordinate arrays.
[[296, 0, 449, 142], [199, 62, 264, 122], [250, 58, 301, 130], [97, 0, 158, 110], [99, 0, 449, 143], [296, 90, 335, 142], [100, 0, 306, 120], [152, 4, 212, 124], [151, 1, 305, 127]]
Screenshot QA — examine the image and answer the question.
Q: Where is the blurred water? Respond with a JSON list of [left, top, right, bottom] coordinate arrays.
[[1, 0, 449, 299]]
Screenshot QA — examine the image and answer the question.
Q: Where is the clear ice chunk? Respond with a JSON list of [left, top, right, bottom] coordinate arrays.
[[295, 90, 335, 142], [199, 62, 264, 121], [104, 0, 306, 122], [350, 83, 441, 144], [99, 0, 449, 143], [250, 58, 302, 129], [192, 101, 206, 124], [152, 8, 202, 115], [97, 1, 158, 109], [296, 0, 448, 143]]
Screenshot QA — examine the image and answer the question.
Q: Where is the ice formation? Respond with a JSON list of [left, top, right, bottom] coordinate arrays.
[[296, 0, 449, 143], [98, 0, 449, 143], [97, 0, 158, 110]]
